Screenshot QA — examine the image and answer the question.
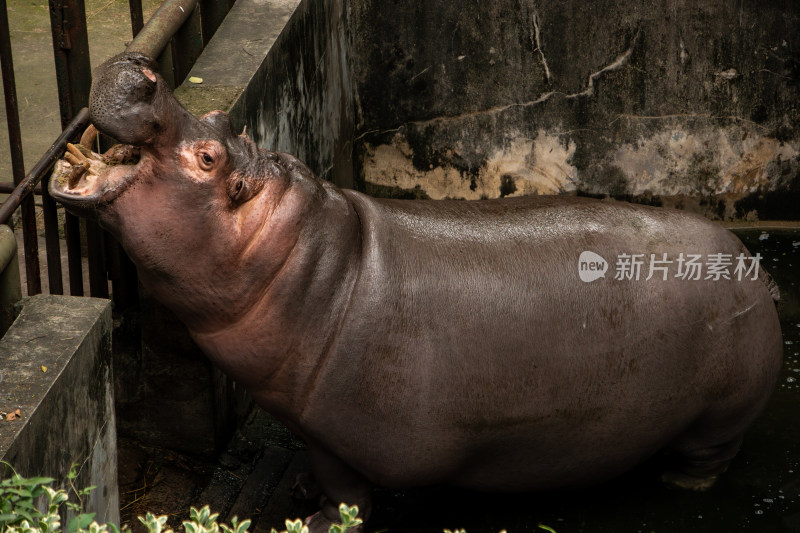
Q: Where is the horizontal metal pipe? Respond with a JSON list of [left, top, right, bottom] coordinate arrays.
[[0, 182, 42, 195], [0, 107, 90, 225], [126, 0, 199, 57]]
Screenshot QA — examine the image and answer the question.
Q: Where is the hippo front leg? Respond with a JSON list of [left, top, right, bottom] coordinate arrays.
[[304, 444, 372, 533]]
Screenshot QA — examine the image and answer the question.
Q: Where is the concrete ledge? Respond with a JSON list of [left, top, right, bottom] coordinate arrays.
[[175, 0, 301, 118], [0, 295, 117, 525]]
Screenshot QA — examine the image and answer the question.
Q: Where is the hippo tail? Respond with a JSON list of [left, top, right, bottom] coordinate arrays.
[[759, 267, 780, 303]]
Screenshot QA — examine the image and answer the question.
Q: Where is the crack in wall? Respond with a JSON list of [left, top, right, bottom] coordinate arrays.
[[565, 34, 638, 99], [376, 37, 639, 132], [531, 11, 551, 83]]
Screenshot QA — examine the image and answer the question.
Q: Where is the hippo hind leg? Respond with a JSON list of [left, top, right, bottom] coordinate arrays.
[[661, 433, 743, 491], [304, 444, 372, 533]]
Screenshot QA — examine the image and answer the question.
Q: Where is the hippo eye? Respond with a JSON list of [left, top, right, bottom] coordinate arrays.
[[198, 151, 215, 170]]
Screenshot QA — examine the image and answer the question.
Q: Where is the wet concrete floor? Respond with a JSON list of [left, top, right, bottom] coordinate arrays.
[[119, 227, 800, 533]]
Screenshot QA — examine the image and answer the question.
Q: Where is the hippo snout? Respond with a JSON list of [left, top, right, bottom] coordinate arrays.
[[89, 52, 162, 145]]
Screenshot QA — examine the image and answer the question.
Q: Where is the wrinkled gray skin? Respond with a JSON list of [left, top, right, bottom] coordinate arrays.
[[51, 53, 783, 531]]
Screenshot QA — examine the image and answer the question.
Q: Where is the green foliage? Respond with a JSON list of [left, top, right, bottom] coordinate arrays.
[[0, 463, 113, 533], [0, 468, 57, 531], [0, 467, 539, 533], [1, 468, 365, 533], [328, 504, 361, 533]]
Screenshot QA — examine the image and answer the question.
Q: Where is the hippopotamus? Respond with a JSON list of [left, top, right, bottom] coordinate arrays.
[[49, 52, 783, 531]]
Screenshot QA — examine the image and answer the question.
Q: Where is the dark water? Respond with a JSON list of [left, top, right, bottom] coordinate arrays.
[[368, 228, 800, 533]]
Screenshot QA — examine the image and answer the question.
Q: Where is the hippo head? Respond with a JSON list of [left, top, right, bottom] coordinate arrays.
[[49, 52, 322, 329]]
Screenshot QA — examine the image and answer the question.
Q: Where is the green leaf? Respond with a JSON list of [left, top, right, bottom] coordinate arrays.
[[283, 518, 308, 533], [17, 477, 55, 487], [68, 512, 96, 533], [139, 512, 169, 533], [14, 508, 36, 524], [538, 525, 557, 533], [1, 488, 33, 498]]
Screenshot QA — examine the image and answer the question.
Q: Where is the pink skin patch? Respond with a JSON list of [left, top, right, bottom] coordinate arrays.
[[142, 68, 157, 82]]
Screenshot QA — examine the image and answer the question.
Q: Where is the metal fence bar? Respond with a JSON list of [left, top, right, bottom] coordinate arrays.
[[199, 0, 229, 47], [127, 0, 198, 58], [40, 177, 63, 294], [129, 0, 145, 37], [49, 0, 94, 297], [171, 4, 203, 87], [0, 0, 41, 295]]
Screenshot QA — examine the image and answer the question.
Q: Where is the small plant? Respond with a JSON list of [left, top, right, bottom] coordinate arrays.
[[0, 463, 115, 533], [138, 505, 252, 533], [266, 504, 361, 533], [0, 467, 364, 533], [1, 468, 542, 533]]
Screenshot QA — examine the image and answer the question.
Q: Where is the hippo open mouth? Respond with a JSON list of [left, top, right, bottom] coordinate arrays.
[[49, 132, 141, 212]]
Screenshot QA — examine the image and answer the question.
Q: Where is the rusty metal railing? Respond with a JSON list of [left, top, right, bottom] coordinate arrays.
[[0, 0, 233, 308]]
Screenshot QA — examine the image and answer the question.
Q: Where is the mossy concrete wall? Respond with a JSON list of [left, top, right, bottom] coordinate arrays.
[[350, 1, 799, 220], [0, 295, 117, 525]]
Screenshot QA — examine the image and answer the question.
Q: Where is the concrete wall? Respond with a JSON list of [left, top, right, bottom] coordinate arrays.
[[233, 0, 354, 188], [0, 295, 117, 525], [350, 0, 799, 220]]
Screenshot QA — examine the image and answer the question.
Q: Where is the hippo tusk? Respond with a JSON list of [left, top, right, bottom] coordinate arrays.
[[80, 124, 98, 150], [67, 162, 89, 189], [66, 142, 91, 161]]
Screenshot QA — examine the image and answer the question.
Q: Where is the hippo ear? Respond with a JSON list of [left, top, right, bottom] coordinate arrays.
[[118, 52, 159, 72], [199, 111, 258, 167], [200, 110, 237, 138]]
